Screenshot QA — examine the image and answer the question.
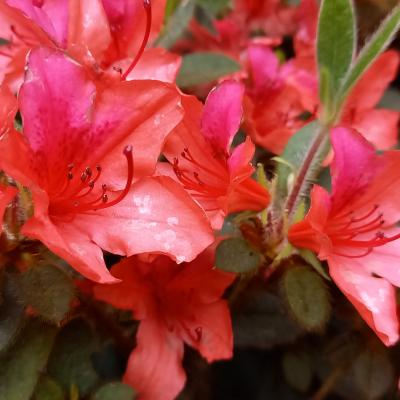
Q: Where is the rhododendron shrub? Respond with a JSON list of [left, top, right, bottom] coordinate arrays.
[[0, 0, 400, 399]]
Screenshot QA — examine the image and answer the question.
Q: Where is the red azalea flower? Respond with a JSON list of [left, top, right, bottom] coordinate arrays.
[[0, 0, 178, 87], [175, 0, 297, 61], [289, 127, 400, 345], [161, 80, 270, 228], [243, 42, 317, 154], [0, 47, 213, 282], [93, 249, 235, 400], [100, 0, 166, 65]]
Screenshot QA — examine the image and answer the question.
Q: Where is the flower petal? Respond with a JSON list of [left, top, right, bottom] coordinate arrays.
[[330, 127, 380, 213], [68, 0, 111, 60], [22, 208, 118, 283], [121, 48, 182, 83], [101, 0, 167, 60], [351, 109, 399, 150], [201, 80, 244, 154], [20, 48, 96, 186], [181, 300, 233, 362], [329, 256, 399, 346], [71, 176, 214, 263], [344, 50, 400, 111], [123, 319, 185, 400]]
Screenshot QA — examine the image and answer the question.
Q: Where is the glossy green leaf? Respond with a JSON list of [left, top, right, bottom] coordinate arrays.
[[281, 266, 331, 331], [17, 264, 75, 324], [47, 319, 100, 396], [317, 0, 356, 101], [92, 382, 136, 400], [157, 0, 195, 49], [0, 320, 57, 400], [339, 5, 400, 102], [177, 52, 240, 87], [215, 237, 263, 274]]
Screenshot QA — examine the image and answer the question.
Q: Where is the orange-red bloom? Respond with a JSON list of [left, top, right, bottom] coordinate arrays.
[[93, 250, 235, 400], [0, 0, 174, 87], [289, 127, 400, 345], [161, 80, 270, 228], [0, 48, 213, 282]]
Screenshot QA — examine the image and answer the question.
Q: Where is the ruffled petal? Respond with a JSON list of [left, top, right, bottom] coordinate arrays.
[[201, 80, 244, 154], [123, 319, 186, 400], [329, 256, 399, 346], [70, 176, 214, 264], [22, 209, 117, 283], [330, 127, 380, 213]]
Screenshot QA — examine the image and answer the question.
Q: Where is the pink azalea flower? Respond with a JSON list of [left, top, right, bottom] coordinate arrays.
[[93, 249, 235, 400], [0, 47, 213, 282], [161, 80, 270, 228], [0, 0, 179, 87], [243, 42, 317, 154], [289, 127, 400, 345], [175, 0, 297, 61]]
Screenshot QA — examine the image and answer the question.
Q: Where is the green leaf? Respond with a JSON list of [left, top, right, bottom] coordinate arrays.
[[353, 347, 394, 400], [92, 382, 136, 400], [273, 121, 330, 220], [0, 320, 57, 400], [281, 266, 331, 331], [317, 0, 356, 103], [233, 283, 303, 349], [177, 52, 240, 88], [47, 319, 100, 396], [339, 5, 400, 102], [17, 264, 75, 324], [0, 38, 9, 46], [194, 5, 217, 34], [282, 351, 312, 393], [215, 237, 263, 274], [195, 0, 230, 16], [33, 376, 64, 400], [298, 249, 331, 281], [0, 275, 24, 352], [157, 0, 195, 49]]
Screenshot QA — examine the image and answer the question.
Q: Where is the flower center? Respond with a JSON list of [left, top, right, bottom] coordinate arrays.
[[173, 148, 227, 203], [328, 205, 400, 258], [121, 0, 152, 80], [49, 145, 134, 216]]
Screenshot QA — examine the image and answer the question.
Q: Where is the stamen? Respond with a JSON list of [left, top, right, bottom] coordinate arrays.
[[334, 248, 373, 258], [173, 158, 225, 198], [49, 146, 134, 215], [330, 204, 400, 256], [121, 0, 152, 80]]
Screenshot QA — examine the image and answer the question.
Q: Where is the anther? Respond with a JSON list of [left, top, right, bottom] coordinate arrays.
[[85, 167, 92, 178]]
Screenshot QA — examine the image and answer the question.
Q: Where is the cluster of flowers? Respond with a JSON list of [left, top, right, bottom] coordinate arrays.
[[0, 0, 399, 399]]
